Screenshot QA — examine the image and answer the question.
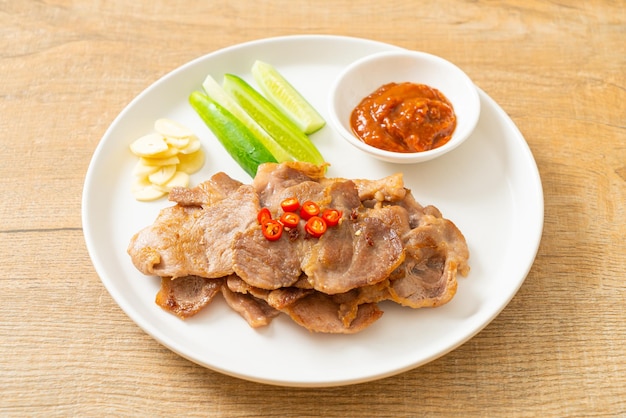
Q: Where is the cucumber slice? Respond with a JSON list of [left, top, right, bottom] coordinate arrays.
[[189, 91, 277, 178], [202, 75, 294, 163], [222, 74, 325, 166], [251, 60, 326, 134]]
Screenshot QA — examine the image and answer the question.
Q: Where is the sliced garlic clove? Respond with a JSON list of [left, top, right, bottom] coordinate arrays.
[[148, 164, 177, 185], [164, 135, 190, 149], [177, 149, 205, 174], [131, 177, 166, 201], [130, 119, 204, 201], [129, 133, 169, 157], [177, 135, 201, 154], [132, 159, 160, 177], [154, 118, 194, 138], [140, 155, 180, 167], [154, 171, 190, 192], [149, 144, 180, 159]]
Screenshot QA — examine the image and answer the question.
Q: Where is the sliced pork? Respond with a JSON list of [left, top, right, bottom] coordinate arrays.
[[128, 183, 259, 279], [169, 172, 242, 207], [301, 216, 404, 294], [155, 276, 223, 319], [388, 215, 470, 308], [281, 292, 384, 334], [128, 162, 470, 334], [221, 285, 280, 328], [224, 275, 387, 333], [231, 225, 303, 289]]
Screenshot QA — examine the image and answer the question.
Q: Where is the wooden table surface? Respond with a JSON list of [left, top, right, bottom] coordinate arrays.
[[1, 1, 624, 416]]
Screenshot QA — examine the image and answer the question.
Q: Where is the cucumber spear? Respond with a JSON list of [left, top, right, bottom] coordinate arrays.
[[189, 91, 277, 178], [222, 74, 325, 166]]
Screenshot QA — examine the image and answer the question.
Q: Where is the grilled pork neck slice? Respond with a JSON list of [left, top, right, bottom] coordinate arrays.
[[156, 275, 223, 319], [233, 168, 405, 294], [127, 162, 470, 334], [128, 175, 260, 279]]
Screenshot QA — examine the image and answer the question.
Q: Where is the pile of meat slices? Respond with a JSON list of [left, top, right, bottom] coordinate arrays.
[[127, 162, 470, 334]]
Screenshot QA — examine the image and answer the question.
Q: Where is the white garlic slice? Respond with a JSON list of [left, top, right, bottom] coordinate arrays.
[[131, 177, 166, 201], [129, 133, 169, 157], [154, 171, 190, 192], [177, 150, 205, 174], [154, 118, 194, 138], [148, 165, 177, 185]]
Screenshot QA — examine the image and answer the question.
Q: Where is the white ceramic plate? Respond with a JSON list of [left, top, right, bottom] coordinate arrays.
[[82, 35, 543, 387]]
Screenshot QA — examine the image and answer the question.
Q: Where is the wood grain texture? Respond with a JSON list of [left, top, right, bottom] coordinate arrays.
[[1, 0, 624, 416]]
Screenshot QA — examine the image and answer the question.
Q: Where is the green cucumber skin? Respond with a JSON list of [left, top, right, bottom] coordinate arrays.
[[201, 75, 294, 163], [251, 61, 326, 135], [222, 74, 325, 166], [189, 91, 277, 178]]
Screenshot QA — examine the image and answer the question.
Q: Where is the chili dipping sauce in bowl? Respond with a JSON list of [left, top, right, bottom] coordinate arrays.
[[328, 50, 480, 163]]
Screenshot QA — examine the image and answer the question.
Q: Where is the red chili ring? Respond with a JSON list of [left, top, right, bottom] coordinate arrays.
[[279, 212, 300, 228], [257, 207, 272, 225], [280, 197, 300, 213], [300, 200, 320, 220], [322, 208, 342, 227], [262, 219, 283, 241], [305, 216, 327, 238]]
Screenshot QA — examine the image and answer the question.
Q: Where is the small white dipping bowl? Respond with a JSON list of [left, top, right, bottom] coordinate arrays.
[[328, 50, 481, 164]]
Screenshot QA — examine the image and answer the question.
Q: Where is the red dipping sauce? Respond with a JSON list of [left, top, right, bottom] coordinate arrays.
[[350, 82, 457, 153]]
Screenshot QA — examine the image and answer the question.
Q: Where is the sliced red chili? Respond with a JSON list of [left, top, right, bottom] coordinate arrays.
[[305, 216, 327, 238], [280, 197, 300, 213], [279, 212, 300, 228], [300, 200, 320, 220], [322, 208, 342, 227], [257, 207, 272, 225], [262, 219, 283, 241]]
